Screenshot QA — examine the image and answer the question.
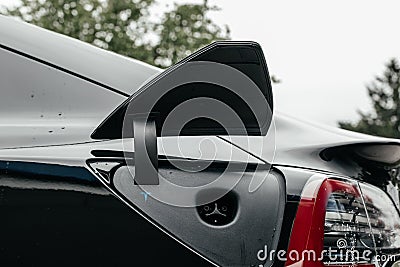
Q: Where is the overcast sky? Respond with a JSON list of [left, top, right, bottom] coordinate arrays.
[[2, 0, 400, 126]]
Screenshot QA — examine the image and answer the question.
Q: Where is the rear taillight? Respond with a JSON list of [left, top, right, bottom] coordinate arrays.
[[285, 176, 376, 267], [359, 183, 400, 251], [323, 190, 375, 266]]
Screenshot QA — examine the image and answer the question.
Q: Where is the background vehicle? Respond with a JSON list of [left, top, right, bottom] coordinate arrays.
[[0, 15, 399, 267]]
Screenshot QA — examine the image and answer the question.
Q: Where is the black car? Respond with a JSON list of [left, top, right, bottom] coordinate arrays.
[[0, 15, 399, 267]]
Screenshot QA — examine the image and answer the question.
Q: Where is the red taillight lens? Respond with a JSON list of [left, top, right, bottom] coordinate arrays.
[[285, 177, 376, 267]]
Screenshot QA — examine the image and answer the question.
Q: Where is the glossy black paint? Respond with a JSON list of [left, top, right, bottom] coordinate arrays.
[[0, 159, 314, 266], [1, 16, 399, 267], [0, 171, 212, 266]]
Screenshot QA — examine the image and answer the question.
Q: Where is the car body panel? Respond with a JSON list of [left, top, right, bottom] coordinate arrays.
[[0, 171, 212, 266], [0, 47, 126, 148], [220, 113, 400, 174], [0, 15, 160, 96], [0, 15, 399, 267], [1, 15, 399, 173]]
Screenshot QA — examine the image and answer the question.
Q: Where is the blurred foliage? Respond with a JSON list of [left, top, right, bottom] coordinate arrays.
[[1, 0, 230, 67], [339, 58, 400, 138], [153, 2, 229, 67]]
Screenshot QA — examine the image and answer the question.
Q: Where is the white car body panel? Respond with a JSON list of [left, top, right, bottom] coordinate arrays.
[[1, 15, 400, 174]]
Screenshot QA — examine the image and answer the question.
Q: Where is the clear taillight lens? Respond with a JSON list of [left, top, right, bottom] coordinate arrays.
[[360, 183, 400, 266], [323, 191, 375, 266]]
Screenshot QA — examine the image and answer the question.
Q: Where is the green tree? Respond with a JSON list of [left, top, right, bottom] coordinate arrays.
[[1, 0, 230, 67], [153, 1, 230, 67], [339, 58, 400, 138]]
